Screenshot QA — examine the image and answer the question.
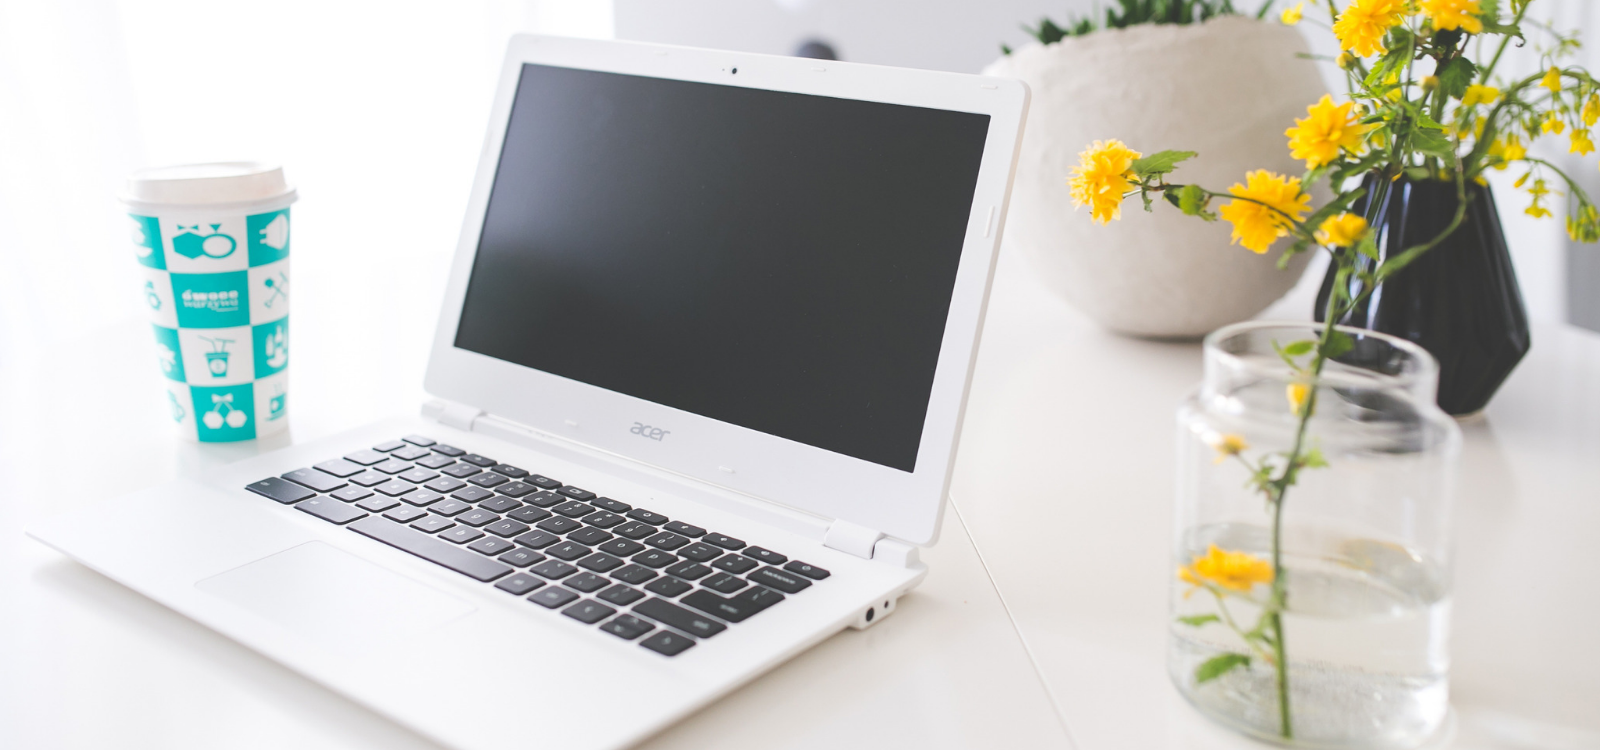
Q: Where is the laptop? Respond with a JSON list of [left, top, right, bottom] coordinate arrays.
[[28, 35, 1028, 750]]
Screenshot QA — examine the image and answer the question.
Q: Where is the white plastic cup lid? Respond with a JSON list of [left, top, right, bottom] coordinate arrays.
[[123, 161, 295, 206]]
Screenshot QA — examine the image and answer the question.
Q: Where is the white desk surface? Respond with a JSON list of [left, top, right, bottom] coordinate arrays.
[[3, 237, 1597, 749]]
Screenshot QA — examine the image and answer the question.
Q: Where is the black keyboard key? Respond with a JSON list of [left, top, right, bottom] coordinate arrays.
[[701, 573, 748, 594], [383, 505, 428, 523], [403, 434, 437, 447], [784, 560, 831, 580], [552, 501, 593, 518], [506, 506, 551, 524], [639, 630, 695, 656], [391, 445, 431, 461], [577, 552, 624, 573], [529, 587, 579, 609], [704, 533, 746, 550], [663, 521, 706, 538], [485, 519, 530, 538], [744, 546, 788, 565], [711, 554, 757, 575], [627, 508, 669, 525], [441, 463, 482, 479], [349, 517, 511, 582], [314, 459, 364, 478], [469, 472, 509, 488], [492, 464, 529, 478], [424, 477, 466, 493], [681, 586, 784, 623], [598, 585, 646, 607], [644, 576, 692, 597], [546, 541, 591, 561], [562, 600, 616, 624], [526, 491, 565, 508], [247, 477, 315, 504], [513, 530, 561, 549], [528, 475, 562, 490], [457, 509, 499, 527], [530, 559, 578, 580], [403, 489, 445, 507], [296, 497, 367, 524], [398, 468, 438, 484], [644, 532, 689, 551], [580, 510, 624, 528], [568, 527, 612, 546], [664, 561, 712, 580], [410, 515, 455, 534], [563, 573, 610, 593], [415, 454, 455, 470], [536, 516, 581, 534], [478, 496, 521, 513], [590, 497, 631, 513], [496, 481, 536, 498], [451, 487, 495, 504], [498, 547, 545, 567], [633, 598, 726, 638], [495, 573, 545, 596], [356, 495, 400, 512], [468, 536, 516, 556], [283, 468, 346, 493], [631, 550, 679, 569], [598, 539, 645, 557], [600, 614, 654, 640], [430, 499, 470, 516], [432, 444, 466, 457], [375, 480, 415, 497], [613, 521, 655, 540], [748, 566, 811, 594], [460, 453, 496, 468], [373, 440, 405, 452], [611, 564, 658, 585], [442, 525, 485, 544], [373, 459, 411, 475], [678, 542, 722, 562], [348, 471, 389, 487], [343, 449, 387, 466], [329, 486, 372, 502], [557, 486, 596, 501]]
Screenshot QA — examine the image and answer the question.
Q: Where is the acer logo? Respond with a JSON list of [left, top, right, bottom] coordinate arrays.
[[630, 422, 671, 441]]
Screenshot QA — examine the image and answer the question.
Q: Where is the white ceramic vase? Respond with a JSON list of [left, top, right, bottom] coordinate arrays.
[[983, 17, 1328, 339]]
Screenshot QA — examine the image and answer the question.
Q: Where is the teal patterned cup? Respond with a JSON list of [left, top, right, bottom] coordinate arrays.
[[122, 163, 297, 442]]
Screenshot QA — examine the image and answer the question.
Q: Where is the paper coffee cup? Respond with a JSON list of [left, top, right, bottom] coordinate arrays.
[[122, 162, 297, 442]]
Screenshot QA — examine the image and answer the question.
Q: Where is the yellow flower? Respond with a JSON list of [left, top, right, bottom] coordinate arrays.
[[1069, 139, 1142, 225], [1526, 178, 1554, 218], [1178, 545, 1275, 593], [1585, 95, 1600, 127], [1568, 203, 1600, 242], [1207, 433, 1249, 463], [1219, 171, 1312, 253], [1572, 129, 1595, 155], [1419, 0, 1483, 33], [1542, 111, 1566, 135], [1334, 0, 1407, 58], [1514, 172, 1530, 188], [1285, 95, 1370, 169], [1460, 84, 1499, 107], [1282, 1, 1304, 24], [1542, 66, 1563, 93], [1487, 133, 1527, 170], [1315, 212, 1369, 247], [1286, 382, 1312, 416]]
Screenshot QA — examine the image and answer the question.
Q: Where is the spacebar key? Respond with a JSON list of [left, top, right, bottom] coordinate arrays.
[[349, 517, 511, 582]]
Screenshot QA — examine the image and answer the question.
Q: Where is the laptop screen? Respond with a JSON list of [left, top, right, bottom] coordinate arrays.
[[454, 63, 990, 473]]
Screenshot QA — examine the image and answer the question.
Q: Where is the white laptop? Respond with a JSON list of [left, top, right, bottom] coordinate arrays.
[[28, 35, 1027, 750]]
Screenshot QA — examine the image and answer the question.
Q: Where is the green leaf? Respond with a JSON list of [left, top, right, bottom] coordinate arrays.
[[1302, 446, 1329, 469], [1411, 128, 1456, 159], [1321, 330, 1355, 359], [1365, 45, 1410, 88], [1131, 150, 1198, 179], [1195, 653, 1252, 683], [1404, 166, 1433, 181], [1000, 43, 1013, 56], [1283, 340, 1315, 356], [1177, 614, 1221, 627], [1439, 56, 1477, 100], [1355, 234, 1380, 260]]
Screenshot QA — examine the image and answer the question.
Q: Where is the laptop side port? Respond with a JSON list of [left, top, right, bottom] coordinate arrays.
[[848, 595, 899, 630]]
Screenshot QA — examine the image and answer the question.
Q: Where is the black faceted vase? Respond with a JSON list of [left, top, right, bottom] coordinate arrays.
[[1315, 177, 1530, 415]]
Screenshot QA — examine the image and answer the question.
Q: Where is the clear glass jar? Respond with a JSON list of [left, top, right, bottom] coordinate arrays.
[[1171, 322, 1461, 748]]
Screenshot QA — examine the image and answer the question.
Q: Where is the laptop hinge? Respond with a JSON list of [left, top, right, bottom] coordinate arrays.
[[434, 401, 485, 431], [823, 519, 883, 560]]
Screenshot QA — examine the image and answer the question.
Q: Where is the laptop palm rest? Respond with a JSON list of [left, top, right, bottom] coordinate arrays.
[[196, 541, 476, 646]]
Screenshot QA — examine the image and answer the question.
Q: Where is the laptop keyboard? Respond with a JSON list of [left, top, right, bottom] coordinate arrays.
[[246, 435, 830, 657]]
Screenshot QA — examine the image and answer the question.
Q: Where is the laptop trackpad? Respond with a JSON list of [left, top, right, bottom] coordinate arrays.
[[196, 541, 476, 646]]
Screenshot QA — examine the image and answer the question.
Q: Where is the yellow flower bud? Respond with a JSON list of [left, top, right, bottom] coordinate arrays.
[[1338, 52, 1357, 69], [1281, 1, 1305, 25], [1542, 66, 1563, 94], [1421, 76, 1440, 93]]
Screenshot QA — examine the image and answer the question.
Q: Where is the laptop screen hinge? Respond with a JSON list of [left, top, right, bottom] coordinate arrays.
[[431, 401, 485, 431], [823, 519, 883, 560]]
